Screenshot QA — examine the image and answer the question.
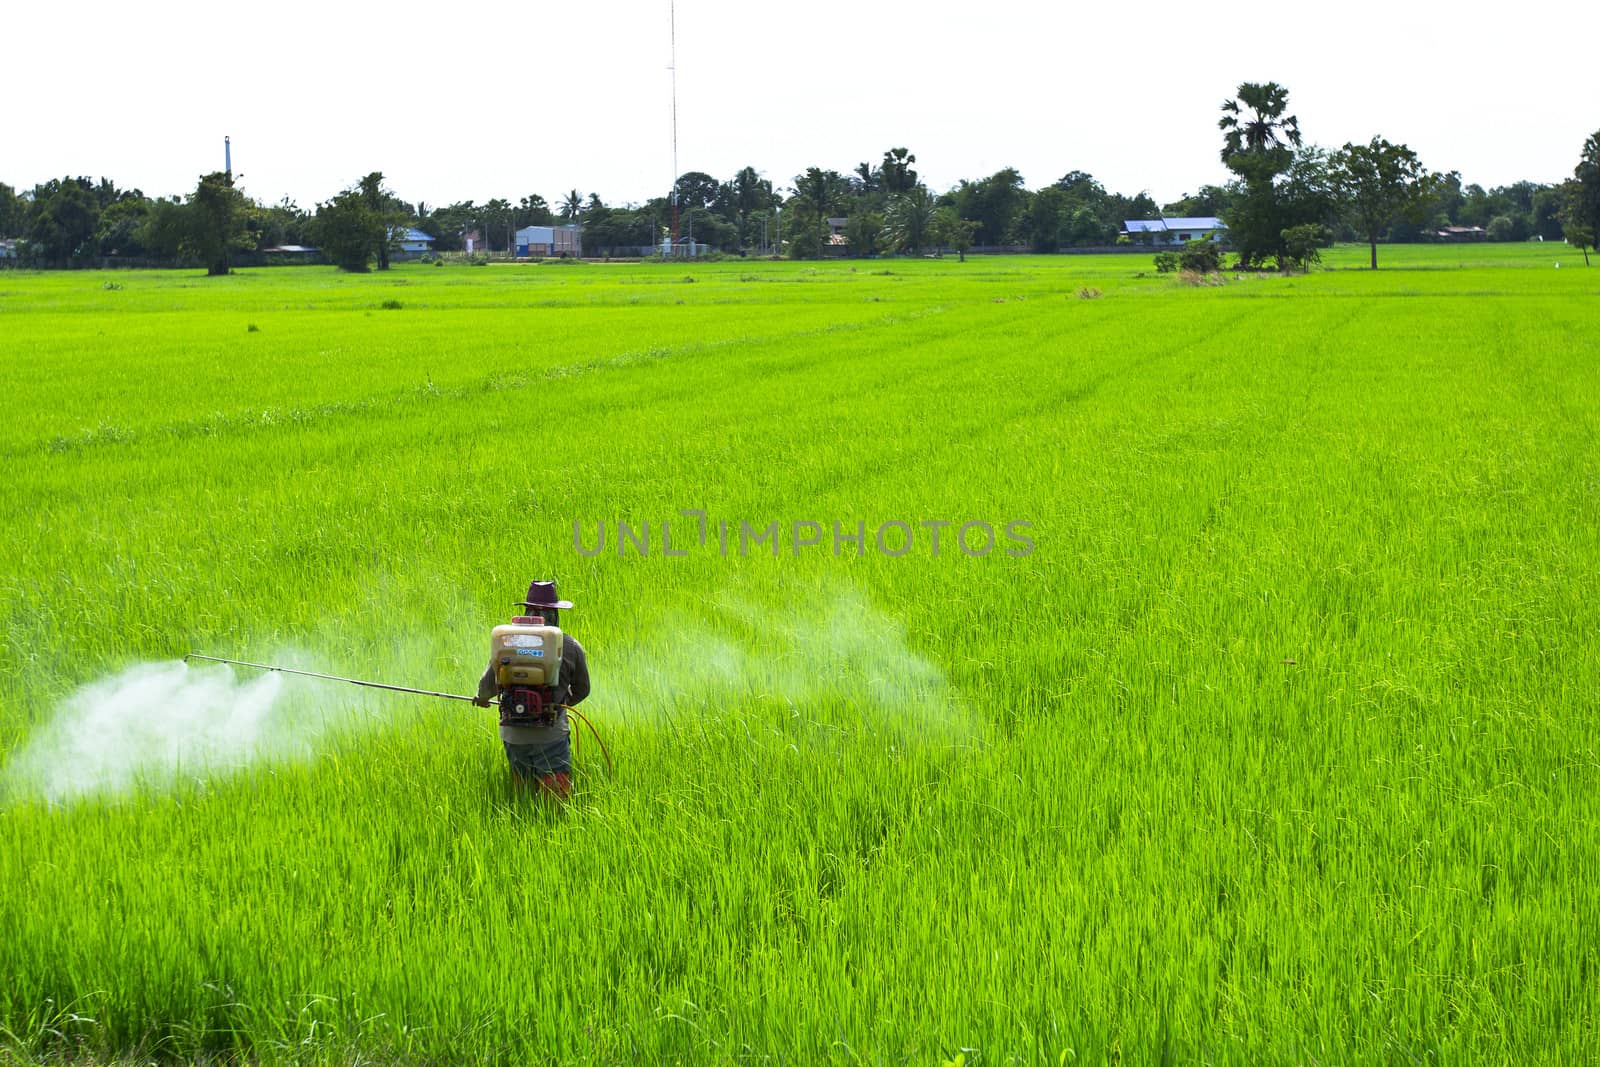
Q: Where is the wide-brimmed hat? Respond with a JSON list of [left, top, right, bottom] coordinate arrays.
[[515, 580, 573, 610]]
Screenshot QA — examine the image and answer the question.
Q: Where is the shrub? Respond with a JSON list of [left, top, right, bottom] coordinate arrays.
[[1153, 252, 1179, 273], [1279, 224, 1331, 272], [1487, 215, 1517, 242], [1178, 239, 1223, 274]]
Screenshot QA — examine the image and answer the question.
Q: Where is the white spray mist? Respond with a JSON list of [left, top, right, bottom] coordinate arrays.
[[602, 586, 972, 739], [4, 656, 378, 805]]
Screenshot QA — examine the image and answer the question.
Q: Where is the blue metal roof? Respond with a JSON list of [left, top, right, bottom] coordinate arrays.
[[1123, 217, 1225, 233]]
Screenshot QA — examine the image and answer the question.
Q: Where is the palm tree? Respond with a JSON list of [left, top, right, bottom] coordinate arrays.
[[1218, 82, 1301, 172], [881, 147, 918, 194], [885, 185, 935, 253], [1218, 82, 1303, 268], [794, 167, 847, 257], [732, 166, 771, 251], [560, 190, 583, 222]]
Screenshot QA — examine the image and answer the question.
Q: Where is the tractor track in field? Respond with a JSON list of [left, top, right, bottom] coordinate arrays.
[[16, 306, 952, 460]]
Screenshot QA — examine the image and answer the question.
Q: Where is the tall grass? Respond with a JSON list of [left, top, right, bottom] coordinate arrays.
[[1, 252, 1596, 1063]]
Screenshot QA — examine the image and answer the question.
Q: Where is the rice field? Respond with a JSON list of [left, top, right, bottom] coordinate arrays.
[[1, 245, 1597, 1064]]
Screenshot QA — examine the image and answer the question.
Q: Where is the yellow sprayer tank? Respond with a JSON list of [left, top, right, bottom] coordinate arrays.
[[490, 619, 565, 689]]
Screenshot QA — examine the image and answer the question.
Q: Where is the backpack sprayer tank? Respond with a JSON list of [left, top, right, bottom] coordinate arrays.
[[491, 615, 565, 727]]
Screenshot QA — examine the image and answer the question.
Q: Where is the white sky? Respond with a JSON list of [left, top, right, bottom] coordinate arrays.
[[7, 0, 1595, 209]]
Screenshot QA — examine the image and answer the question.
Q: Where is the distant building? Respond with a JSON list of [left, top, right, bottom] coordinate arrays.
[[826, 217, 849, 245], [0, 238, 17, 259], [261, 244, 320, 264], [515, 225, 582, 257], [1122, 217, 1227, 246], [1433, 225, 1487, 242], [394, 227, 435, 259]]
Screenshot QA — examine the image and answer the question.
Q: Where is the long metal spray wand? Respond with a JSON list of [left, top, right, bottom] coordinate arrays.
[[183, 654, 480, 703]]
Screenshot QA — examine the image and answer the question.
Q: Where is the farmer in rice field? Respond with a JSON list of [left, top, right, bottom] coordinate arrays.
[[473, 580, 591, 798]]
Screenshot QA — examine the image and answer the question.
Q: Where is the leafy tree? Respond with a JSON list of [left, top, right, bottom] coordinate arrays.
[[0, 182, 25, 236], [1162, 185, 1232, 218], [94, 197, 153, 256], [183, 172, 253, 275], [580, 202, 658, 257], [1279, 223, 1331, 271], [1560, 188, 1595, 265], [792, 167, 848, 258], [255, 197, 311, 249], [1220, 147, 1337, 269], [1218, 81, 1303, 267], [26, 178, 100, 261], [358, 172, 406, 270], [419, 201, 479, 251], [679, 204, 736, 251], [137, 198, 188, 259], [1429, 171, 1464, 224], [1028, 187, 1069, 252], [1531, 187, 1567, 241], [844, 211, 884, 257], [1486, 215, 1518, 241], [1053, 170, 1104, 199], [1068, 206, 1109, 246], [729, 166, 775, 251], [312, 190, 381, 271], [931, 206, 978, 261], [673, 172, 721, 213], [1028, 188, 1110, 251], [1105, 190, 1159, 232], [951, 167, 1027, 246], [1042, 172, 1147, 246], [1281, 147, 1341, 224], [482, 198, 515, 252], [1332, 137, 1436, 269], [518, 194, 555, 227], [884, 185, 936, 253], [1565, 130, 1600, 265]]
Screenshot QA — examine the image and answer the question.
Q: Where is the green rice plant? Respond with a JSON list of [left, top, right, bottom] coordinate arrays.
[[0, 251, 1596, 1064]]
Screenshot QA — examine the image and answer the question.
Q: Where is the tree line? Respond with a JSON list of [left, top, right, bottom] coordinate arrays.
[[2, 90, 1597, 270], [1206, 82, 1597, 269]]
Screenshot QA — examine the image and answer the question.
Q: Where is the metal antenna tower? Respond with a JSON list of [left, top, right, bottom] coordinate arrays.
[[669, 0, 679, 256]]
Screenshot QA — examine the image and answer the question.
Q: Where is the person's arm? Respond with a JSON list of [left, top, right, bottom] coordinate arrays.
[[475, 661, 498, 706], [565, 638, 591, 705]]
